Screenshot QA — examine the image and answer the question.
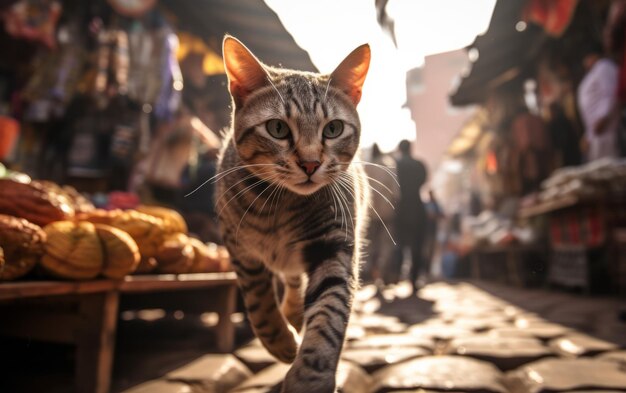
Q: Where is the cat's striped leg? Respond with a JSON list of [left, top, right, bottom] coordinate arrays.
[[281, 241, 355, 393], [281, 274, 305, 332], [232, 258, 298, 363]]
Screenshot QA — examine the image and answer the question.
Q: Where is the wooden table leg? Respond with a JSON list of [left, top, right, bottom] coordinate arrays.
[[471, 252, 481, 279], [75, 291, 119, 393], [215, 284, 237, 353], [506, 250, 523, 287]]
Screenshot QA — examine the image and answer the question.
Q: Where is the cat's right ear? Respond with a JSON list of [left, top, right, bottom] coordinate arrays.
[[223, 35, 269, 108]]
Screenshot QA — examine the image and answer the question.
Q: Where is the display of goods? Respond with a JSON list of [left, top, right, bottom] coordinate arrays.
[[62, 185, 96, 213], [0, 214, 46, 280], [156, 232, 195, 274], [32, 180, 96, 214], [135, 256, 157, 274], [136, 205, 188, 233], [42, 221, 103, 280], [80, 209, 168, 257], [0, 179, 74, 226], [188, 238, 230, 273], [94, 224, 140, 279]]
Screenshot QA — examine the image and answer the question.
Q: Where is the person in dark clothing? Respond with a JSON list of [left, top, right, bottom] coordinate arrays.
[[391, 139, 428, 293]]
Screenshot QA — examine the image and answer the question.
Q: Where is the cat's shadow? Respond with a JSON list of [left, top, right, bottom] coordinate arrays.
[[372, 289, 436, 325]]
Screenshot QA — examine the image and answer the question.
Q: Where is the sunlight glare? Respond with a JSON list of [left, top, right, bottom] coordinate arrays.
[[265, 0, 495, 153]]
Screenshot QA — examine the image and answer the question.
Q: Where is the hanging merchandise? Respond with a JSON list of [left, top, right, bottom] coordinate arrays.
[[107, 0, 156, 19], [523, 0, 579, 37], [22, 24, 86, 122], [0, 115, 19, 160], [92, 27, 129, 107], [1, 0, 62, 48]]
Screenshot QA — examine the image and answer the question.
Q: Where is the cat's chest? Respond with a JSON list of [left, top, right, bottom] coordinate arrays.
[[242, 204, 337, 275]]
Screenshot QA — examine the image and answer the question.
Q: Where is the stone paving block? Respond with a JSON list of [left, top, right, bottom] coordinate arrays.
[[234, 343, 277, 373], [165, 354, 251, 392], [352, 314, 408, 334], [230, 361, 370, 393], [597, 350, 626, 367], [447, 335, 554, 370], [346, 324, 367, 341], [230, 363, 289, 393], [347, 334, 434, 351], [336, 361, 373, 393], [504, 358, 626, 393], [122, 380, 192, 393], [489, 322, 571, 340], [450, 316, 512, 332], [549, 334, 619, 357], [342, 346, 429, 373], [370, 355, 507, 393], [408, 323, 475, 341]]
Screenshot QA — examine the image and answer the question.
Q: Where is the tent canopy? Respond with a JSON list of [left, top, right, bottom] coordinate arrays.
[[161, 0, 317, 73]]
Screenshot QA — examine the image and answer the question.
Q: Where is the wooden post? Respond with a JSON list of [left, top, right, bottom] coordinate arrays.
[[214, 284, 237, 353], [75, 291, 119, 393], [471, 252, 481, 279]]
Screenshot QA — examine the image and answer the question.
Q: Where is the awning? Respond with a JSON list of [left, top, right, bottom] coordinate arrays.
[[446, 110, 488, 157], [160, 0, 317, 72], [449, 0, 545, 107]]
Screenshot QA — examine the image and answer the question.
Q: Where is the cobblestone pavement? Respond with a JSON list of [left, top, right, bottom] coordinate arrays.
[[123, 281, 626, 393]]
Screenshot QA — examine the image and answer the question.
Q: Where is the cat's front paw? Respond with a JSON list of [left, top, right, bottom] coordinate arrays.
[[280, 366, 336, 393]]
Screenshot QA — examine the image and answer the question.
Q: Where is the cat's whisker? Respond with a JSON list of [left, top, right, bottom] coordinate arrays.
[[338, 161, 399, 186], [267, 76, 285, 104], [265, 181, 285, 224], [337, 175, 396, 245], [218, 175, 275, 218], [215, 167, 277, 209], [358, 173, 394, 194], [324, 77, 332, 101], [215, 170, 269, 206], [185, 164, 278, 197], [332, 181, 354, 238], [325, 186, 338, 222], [235, 175, 282, 242], [340, 172, 395, 210], [330, 184, 347, 237], [259, 179, 284, 221]]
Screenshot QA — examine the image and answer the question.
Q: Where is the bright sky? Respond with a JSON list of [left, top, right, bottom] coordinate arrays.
[[265, 0, 496, 152]]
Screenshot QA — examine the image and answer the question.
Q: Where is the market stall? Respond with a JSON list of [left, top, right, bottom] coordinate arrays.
[[519, 158, 626, 294], [441, 0, 626, 292], [0, 273, 237, 393], [0, 1, 316, 389]]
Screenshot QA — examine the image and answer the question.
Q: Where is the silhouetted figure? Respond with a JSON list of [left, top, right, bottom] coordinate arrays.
[[364, 143, 398, 284], [424, 189, 444, 278], [577, 42, 620, 161], [391, 140, 427, 293]]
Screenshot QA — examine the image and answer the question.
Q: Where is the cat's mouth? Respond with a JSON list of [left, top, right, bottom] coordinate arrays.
[[292, 179, 323, 194]]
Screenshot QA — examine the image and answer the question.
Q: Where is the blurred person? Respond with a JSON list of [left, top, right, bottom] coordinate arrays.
[[577, 42, 620, 161], [363, 143, 398, 284], [441, 212, 469, 279], [391, 139, 427, 293], [604, 0, 626, 155], [423, 189, 444, 279]]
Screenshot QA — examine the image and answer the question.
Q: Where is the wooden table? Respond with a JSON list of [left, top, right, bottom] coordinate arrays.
[[0, 273, 238, 393], [470, 244, 545, 286]]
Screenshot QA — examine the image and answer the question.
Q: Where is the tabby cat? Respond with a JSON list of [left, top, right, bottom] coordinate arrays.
[[217, 35, 370, 392]]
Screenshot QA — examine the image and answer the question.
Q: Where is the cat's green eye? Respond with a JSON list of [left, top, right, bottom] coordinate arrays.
[[266, 119, 291, 139], [323, 120, 344, 139]]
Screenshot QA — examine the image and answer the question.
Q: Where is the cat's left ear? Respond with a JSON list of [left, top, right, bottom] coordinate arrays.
[[330, 44, 371, 106], [222, 35, 269, 107]]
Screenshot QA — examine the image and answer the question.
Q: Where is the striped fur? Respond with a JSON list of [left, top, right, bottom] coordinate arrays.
[[218, 36, 370, 393]]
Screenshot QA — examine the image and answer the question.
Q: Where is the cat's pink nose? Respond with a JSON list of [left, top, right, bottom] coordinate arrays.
[[299, 160, 321, 175]]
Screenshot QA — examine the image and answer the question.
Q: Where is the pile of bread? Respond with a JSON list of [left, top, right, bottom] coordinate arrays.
[[0, 179, 230, 281]]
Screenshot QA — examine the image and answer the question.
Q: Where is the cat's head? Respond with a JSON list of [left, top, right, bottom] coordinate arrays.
[[222, 35, 370, 195]]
